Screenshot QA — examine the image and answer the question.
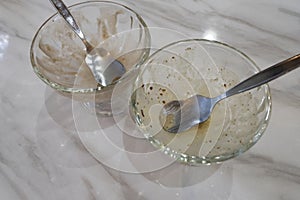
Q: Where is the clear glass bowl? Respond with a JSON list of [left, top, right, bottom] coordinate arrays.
[[30, 1, 150, 95], [130, 39, 272, 164]]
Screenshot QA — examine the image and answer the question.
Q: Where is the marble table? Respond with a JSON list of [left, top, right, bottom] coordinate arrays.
[[1, 0, 300, 199]]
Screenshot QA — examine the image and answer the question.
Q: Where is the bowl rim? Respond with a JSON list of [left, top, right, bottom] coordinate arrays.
[[30, 0, 151, 94], [146, 38, 258, 70], [136, 38, 272, 164]]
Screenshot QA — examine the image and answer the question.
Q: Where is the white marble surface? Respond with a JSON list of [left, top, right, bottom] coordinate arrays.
[[1, 0, 300, 199]]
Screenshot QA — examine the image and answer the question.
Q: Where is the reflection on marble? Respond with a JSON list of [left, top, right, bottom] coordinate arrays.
[[0, 0, 300, 199]]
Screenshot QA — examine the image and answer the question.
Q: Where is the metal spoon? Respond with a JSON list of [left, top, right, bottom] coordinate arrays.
[[50, 0, 126, 86], [160, 54, 300, 133]]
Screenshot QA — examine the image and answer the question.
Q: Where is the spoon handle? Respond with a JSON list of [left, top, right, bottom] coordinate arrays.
[[49, 0, 93, 51], [224, 54, 300, 98]]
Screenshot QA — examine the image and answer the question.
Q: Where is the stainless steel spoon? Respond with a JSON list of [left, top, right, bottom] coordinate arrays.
[[160, 54, 300, 133], [50, 0, 126, 86]]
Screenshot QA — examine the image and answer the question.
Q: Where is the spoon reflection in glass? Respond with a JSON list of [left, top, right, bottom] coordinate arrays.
[[160, 54, 300, 133], [50, 0, 126, 86]]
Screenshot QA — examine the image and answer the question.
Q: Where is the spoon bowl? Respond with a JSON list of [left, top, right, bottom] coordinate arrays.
[[85, 47, 125, 86]]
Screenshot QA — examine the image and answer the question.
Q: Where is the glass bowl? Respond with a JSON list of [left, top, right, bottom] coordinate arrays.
[[130, 39, 272, 164], [30, 1, 150, 114]]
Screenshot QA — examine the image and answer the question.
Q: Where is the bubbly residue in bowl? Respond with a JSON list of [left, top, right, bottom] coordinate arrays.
[[131, 53, 263, 160]]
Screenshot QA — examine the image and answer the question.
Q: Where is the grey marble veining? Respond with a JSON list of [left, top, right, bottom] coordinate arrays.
[[0, 0, 300, 199]]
